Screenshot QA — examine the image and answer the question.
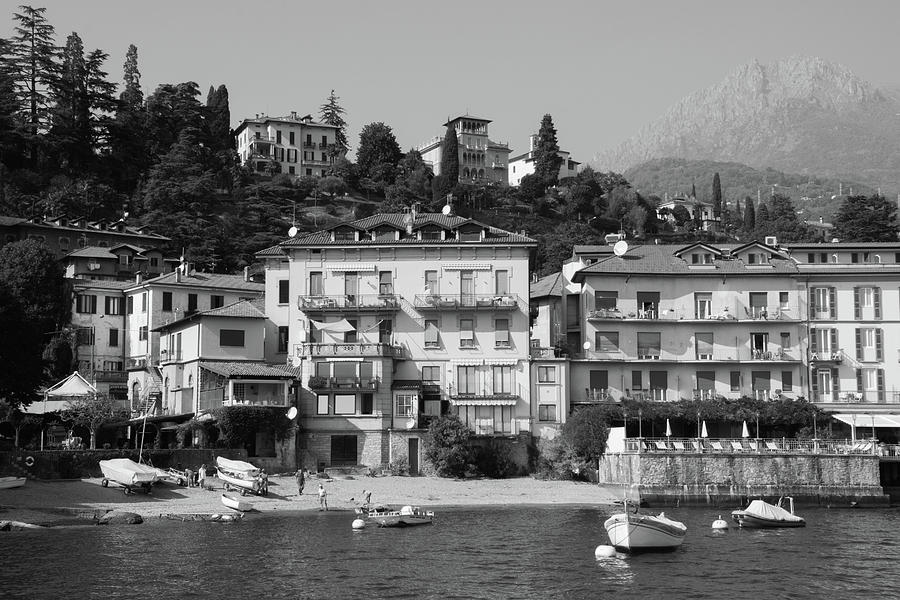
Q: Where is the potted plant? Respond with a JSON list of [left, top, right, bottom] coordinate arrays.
[[307, 375, 328, 389]]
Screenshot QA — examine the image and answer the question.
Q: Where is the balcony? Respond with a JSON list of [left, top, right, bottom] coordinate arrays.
[[297, 342, 404, 358], [126, 356, 148, 371], [303, 142, 316, 149], [415, 293, 520, 311], [298, 294, 401, 313], [310, 377, 380, 391], [576, 388, 615, 405], [94, 370, 128, 383], [530, 346, 564, 358], [809, 350, 843, 364], [158, 350, 183, 364]]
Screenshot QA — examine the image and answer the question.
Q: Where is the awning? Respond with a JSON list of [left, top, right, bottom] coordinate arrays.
[[326, 263, 376, 272], [831, 413, 900, 428], [442, 263, 492, 271], [450, 395, 519, 406], [310, 319, 356, 333]]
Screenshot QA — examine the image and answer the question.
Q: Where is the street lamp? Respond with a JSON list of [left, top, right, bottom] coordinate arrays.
[[638, 409, 643, 439]]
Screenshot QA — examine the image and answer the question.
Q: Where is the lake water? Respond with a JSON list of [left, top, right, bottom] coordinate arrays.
[[2, 504, 899, 599]]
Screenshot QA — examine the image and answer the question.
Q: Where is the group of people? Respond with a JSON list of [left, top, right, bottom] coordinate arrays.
[[255, 469, 269, 496], [294, 469, 373, 512], [181, 464, 209, 488]]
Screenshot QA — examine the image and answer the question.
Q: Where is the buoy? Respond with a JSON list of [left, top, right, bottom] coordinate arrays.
[[24, 456, 35, 467], [594, 545, 616, 558], [712, 515, 728, 530], [352, 518, 366, 530]]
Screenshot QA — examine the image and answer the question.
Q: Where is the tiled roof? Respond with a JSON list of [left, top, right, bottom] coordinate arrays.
[[199, 361, 297, 379], [0, 216, 25, 226], [255, 243, 287, 257], [66, 247, 117, 259], [203, 298, 266, 319], [136, 271, 265, 292], [785, 242, 900, 249], [531, 272, 563, 298], [73, 279, 134, 291]]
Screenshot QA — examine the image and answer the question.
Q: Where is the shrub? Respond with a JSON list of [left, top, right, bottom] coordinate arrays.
[[388, 456, 408, 476], [423, 415, 473, 478], [212, 406, 293, 449], [307, 375, 328, 389], [474, 438, 518, 478]]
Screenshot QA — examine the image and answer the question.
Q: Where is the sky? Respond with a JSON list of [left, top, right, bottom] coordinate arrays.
[[5, 0, 900, 167]]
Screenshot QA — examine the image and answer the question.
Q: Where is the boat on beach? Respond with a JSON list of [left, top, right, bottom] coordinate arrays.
[[731, 497, 805, 528], [0, 476, 26, 490], [604, 503, 687, 552], [99, 458, 159, 494], [215, 456, 261, 495], [221, 493, 254, 512], [366, 505, 434, 527]]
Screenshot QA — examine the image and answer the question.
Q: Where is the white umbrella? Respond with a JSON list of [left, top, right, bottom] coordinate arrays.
[[701, 421, 708, 438], [665, 418, 672, 438], [741, 420, 750, 439]]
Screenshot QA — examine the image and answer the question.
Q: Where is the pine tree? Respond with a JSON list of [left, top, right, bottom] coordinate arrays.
[[533, 114, 562, 188], [832, 195, 900, 242], [84, 48, 116, 150], [319, 89, 348, 152], [0, 38, 23, 170], [120, 44, 142, 111], [109, 44, 149, 193], [49, 32, 88, 172], [712, 172, 722, 217]]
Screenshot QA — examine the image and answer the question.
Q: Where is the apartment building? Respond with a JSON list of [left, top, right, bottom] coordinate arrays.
[[63, 244, 178, 281], [260, 212, 536, 472], [417, 115, 511, 185], [234, 112, 342, 178], [508, 133, 580, 187]]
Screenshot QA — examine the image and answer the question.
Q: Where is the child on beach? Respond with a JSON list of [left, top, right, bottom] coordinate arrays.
[[296, 469, 305, 496], [197, 464, 207, 489], [318, 484, 328, 511]]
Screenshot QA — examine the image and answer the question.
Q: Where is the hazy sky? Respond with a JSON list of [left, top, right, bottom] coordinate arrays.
[[6, 0, 900, 166]]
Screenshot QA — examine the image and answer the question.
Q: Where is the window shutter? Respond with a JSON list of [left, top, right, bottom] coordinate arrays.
[[856, 368, 863, 394], [855, 329, 862, 361], [878, 369, 886, 403], [832, 368, 840, 402], [830, 329, 838, 357], [829, 287, 836, 319], [876, 328, 884, 361], [808, 288, 815, 320], [874, 287, 882, 320], [810, 329, 818, 355], [853, 287, 860, 319], [810, 369, 819, 399]]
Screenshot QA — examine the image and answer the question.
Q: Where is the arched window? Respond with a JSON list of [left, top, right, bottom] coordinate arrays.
[[188, 374, 193, 388], [478, 169, 485, 178], [832, 254, 839, 264], [132, 381, 141, 407], [875, 254, 882, 263], [463, 168, 470, 178], [164, 377, 169, 410]]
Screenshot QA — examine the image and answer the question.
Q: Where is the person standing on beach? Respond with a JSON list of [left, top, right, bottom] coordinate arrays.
[[318, 483, 328, 511], [296, 469, 305, 496], [198, 464, 207, 489], [260, 469, 269, 496], [362, 489, 372, 508]]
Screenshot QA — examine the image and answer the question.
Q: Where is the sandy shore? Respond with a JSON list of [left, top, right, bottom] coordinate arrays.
[[0, 474, 617, 524]]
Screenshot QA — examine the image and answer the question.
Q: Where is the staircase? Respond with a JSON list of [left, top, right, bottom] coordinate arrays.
[[132, 367, 162, 418]]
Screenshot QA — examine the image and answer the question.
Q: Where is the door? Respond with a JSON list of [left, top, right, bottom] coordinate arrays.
[[344, 272, 358, 307], [330, 435, 358, 466], [408, 438, 419, 475], [460, 270, 474, 306]]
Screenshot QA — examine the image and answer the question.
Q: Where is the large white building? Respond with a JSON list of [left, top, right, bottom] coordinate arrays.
[[417, 115, 511, 185], [234, 112, 342, 178]]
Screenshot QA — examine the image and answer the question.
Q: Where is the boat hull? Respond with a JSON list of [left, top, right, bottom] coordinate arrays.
[[731, 499, 805, 528], [604, 513, 686, 551], [221, 493, 254, 512], [99, 459, 159, 487], [0, 477, 26, 490], [367, 506, 434, 527], [215, 457, 260, 494], [731, 511, 806, 528]]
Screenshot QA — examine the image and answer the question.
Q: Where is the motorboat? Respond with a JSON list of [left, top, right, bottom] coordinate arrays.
[[0, 477, 26, 490], [99, 458, 159, 495], [604, 504, 687, 552], [221, 493, 254, 512], [215, 456, 261, 495], [731, 497, 805, 528], [366, 505, 434, 527]]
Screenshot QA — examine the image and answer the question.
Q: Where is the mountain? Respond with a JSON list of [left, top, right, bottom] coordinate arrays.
[[625, 158, 877, 223], [593, 56, 900, 191]]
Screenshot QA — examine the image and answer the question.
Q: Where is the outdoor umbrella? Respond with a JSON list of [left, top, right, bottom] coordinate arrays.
[[665, 418, 672, 438], [701, 421, 708, 438], [741, 421, 750, 438]]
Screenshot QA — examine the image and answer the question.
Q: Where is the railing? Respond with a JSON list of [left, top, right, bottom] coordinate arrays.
[[622, 437, 881, 455], [297, 342, 403, 358], [314, 377, 379, 390], [298, 294, 400, 311], [414, 293, 520, 310], [585, 303, 800, 322], [581, 388, 613, 403], [159, 350, 183, 363], [530, 346, 563, 358], [94, 370, 127, 383], [809, 350, 843, 363], [199, 387, 225, 411], [126, 356, 148, 370]]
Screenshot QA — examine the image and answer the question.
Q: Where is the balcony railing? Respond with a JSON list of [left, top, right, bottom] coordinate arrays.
[[297, 342, 404, 358], [94, 370, 128, 383], [578, 388, 614, 404], [298, 294, 401, 312], [126, 356, 148, 371], [809, 350, 843, 363], [622, 437, 880, 455], [199, 387, 224, 412], [586, 303, 800, 322], [159, 350, 183, 363], [311, 377, 379, 391], [414, 293, 520, 311]]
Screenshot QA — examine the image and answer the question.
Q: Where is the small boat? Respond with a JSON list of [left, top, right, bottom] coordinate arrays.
[[731, 497, 805, 528], [99, 458, 159, 495], [221, 493, 254, 512], [604, 503, 687, 552], [0, 477, 26, 490], [367, 505, 434, 527], [215, 456, 261, 495]]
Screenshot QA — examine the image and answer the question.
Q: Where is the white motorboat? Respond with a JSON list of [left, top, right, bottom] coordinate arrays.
[[604, 505, 687, 552], [221, 493, 254, 512], [99, 458, 159, 494], [0, 476, 26, 490], [215, 456, 261, 495], [731, 497, 805, 528], [367, 505, 434, 527]]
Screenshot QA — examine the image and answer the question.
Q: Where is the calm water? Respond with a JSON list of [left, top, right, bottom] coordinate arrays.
[[2, 505, 899, 599]]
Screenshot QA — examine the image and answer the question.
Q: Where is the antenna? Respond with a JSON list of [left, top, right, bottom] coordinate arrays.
[[613, 241, 629, 257]]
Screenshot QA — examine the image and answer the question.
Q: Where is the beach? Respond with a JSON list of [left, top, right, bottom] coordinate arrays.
[[0, 475, 617, 524]]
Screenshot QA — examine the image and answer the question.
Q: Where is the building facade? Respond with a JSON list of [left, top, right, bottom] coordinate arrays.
[[260, 212, 536, 472], [234, 112, 342, 178], [63, 244, 178, 281], [0, 215, 169, 259], [417, 115, 511, 185], [508, 133, 580, 187]]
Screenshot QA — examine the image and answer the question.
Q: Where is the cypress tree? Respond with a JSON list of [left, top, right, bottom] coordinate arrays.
[[743, 196, 756, 233], [319, 89, 348, 152], [712, 172, 722, 217], [533, 114, 562, 188], [436, 124, 458, 199]]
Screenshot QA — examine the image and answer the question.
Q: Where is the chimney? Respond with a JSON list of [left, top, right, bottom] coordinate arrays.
[[135, 272, 143, 284], [175, 269, 182, 283], [243, 266, 250, 282]]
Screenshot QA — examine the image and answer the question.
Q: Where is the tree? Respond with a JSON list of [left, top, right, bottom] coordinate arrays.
[[0, 38, 23, 170], [423, 415, 472, 477], [319, 89, 348, 152], [0, 239, 68, 336], [204, 84, 231, 152], [143, 81, 203, 159], [109, 44, 149, 193], [712, 172, 722, 217], [355, 122, 402, 185], [832, 195, 900, 242], [764, 194, 811, 242], [561, 405, 611, 466], [532, 114, 563, 189], [434, 124, 458, 201], [0, 287, 44, 408], [742, 196, 756, 233], [61, 392, 126, 449], [672, 204, 691, 227]]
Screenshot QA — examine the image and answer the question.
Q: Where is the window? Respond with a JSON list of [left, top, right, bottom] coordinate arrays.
[[278, 280, 289, 304], [637, 332, 661, 359], [76, 294, 97, 314], [694, 293, 711, 319], [309, 272, 323, 296], [782, 371, 793, 392], [109, 328, 119, 347], [322, 135, 328, 146], [424, 319, 440, 348], [219, 329, 245, 347], [162, 291, 172, 312], [187, 293, 198, 313], [289, 131, 295, 145], [695, 332, 714, 360], [537, 366, 556, 383], [424, 270, 439, 295], [278, 326, 289, 353], [860, 287, 874, 309], [807, 253, 815, 263], [459, 318, 475, 347], [595, 291, 618, 311], [379, 271, 393, 295], [138, 292, 146, 312], [139, 326, 148, 341], [59, 236, 70, 250], [748, 292, 767, 317], [631, 370, 642, 390], [696, 371, 715, 392], [779, 292, 789, 310], [396, 394, 414, 417], [457, 366, 478, 394], [539, 405, 557, 422], [493, 366, 513, 394], [495, 270, 509, 295], [379, 319, 392, 344], [119, 254, 133, 266], [317, 394, 329, 415], [495, 318, 510, 348], [233, 383, 246, 402], [422, 366, 441, 383], [595, 331, 619, 352], [335, 394, 356, 415], [730, 371, 741, 392], [76, 328, 95, 345], [344, 319, 357, 343], [103, 360, 123, 372], [812, 287, 833, 318], [289, 166, 295, 174], [127, 296, 134, 314], [210, 295, 224, 309]]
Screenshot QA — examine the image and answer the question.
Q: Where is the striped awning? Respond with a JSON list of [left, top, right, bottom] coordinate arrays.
[[450, 395, 519, 406], [325, 263, 376, 272], [485, 359, 519, 366], [442, 263, 492, 271], [452, 359, 483, 366]]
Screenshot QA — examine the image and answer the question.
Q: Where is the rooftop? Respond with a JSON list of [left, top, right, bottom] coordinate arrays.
[[199, 361, 297, 379], [132, 270, 265, 293]]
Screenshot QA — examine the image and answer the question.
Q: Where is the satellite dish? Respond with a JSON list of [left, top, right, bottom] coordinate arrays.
[[288, 226, 298, 238], [613, 240, 629, 257], [442, 204, 451, 216], [286, 406, 298, 420], [583, 341, 591, 351], [406, 418, 416, 429]]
